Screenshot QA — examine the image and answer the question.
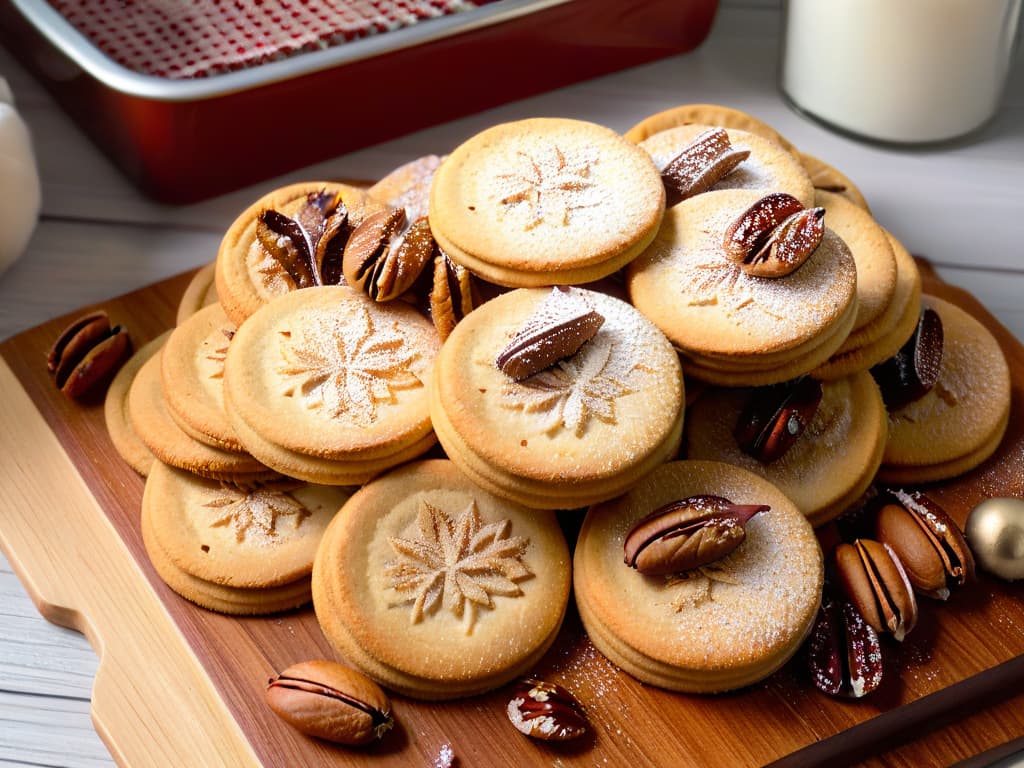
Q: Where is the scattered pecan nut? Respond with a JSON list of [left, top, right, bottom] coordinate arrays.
[[660, 127, 750, 206], [266, 660, 393, 746], [623, 495, 769, 576], [46, 310, 132, 400], [875, 489, 974, 600], [808, 596, 884, 698], [257, 190, 350, 288], [834, 539, 918, 642], [506, 677, 587, 741], [429, 249, 476, 341], [495, 287, 604, 381], [342, 209, 436, 302], [734, 376, 823, 463], [722, 192, 824, 277], [870, 306, 944, 410]]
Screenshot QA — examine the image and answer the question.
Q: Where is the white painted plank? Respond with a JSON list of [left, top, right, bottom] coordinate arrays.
[[0, 691, 111, 768]]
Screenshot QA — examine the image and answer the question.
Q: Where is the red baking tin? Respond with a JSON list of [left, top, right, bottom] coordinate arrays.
[[0, 0, 718, 204]]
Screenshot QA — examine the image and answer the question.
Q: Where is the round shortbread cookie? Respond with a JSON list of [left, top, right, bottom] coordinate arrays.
[[430, 287, 685, 509], [627, 189, 857, 360], [141, 491, 314, 615], [176, 261, 219, 326], [640, 124, 815, 207], [162, 303, 242, 452], [144, 460, 348, 589], [880, 295, 1011, 482], [624, 104, 797, 152], [128, 350, 274, 482], [797, 152, 871, 212], [312, 460, 571, 699], [574, 460, 823, 692], [104, 331, 170, 476], [685, 371, 887, 527], [215, 181, 384, 326], [366, 154, 443, 222], [815, 190, 896, 335], [224, 286, 439, 482], [429, 118, 665, 287]]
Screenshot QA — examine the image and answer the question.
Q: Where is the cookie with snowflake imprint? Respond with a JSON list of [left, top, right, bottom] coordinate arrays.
[[430, 286, 684, 510], [312, 459, 571, 699], [574, 460, 823, 693], [223, 285, 440, 485], [214, 181, 386, 327], [428, 117, 665, 287], [141, 460, 351, 615]]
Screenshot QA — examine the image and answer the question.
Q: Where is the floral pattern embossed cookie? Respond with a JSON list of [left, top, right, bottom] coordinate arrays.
[[430, 286, 685, 509], [428, 118, 665, 287], [223, 285, 439, 485], [312, 460, 571, 699]]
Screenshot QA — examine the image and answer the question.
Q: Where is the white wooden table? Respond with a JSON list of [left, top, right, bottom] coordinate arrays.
[[1, 3, 1023, 766]]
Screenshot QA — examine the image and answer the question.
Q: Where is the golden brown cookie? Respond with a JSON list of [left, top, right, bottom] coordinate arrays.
[[223, 285, 439, 485], [640, 124, 814, 207], [215, 181, 384, 326], [574, 460, 823, 692], [312, 460, 571, 699], [104, 331, 170, 476], [176, 261, 219, 326], [627, 189, 857, 384], [624, 103, 797, 152], [797, 152, 871, 212], [142, 461, 348, 614], [162, 303, 242, 452], [878, 295, 1011, 483], [685, 372, 887, 527], [429, 118, 665, 287], [430, 287, 684, 509], [366, 154, 443, 223], [128, 349, 274, 482]]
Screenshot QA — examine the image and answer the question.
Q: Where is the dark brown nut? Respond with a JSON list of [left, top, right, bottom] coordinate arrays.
[[870, 307, 944, 410], [808, 597, 883, 699], [429, 249, 476, 341], [722, 192, 806, 263], [875, 489, 974, 600], [495, 287, 604, 381], [660, 127, 751, 207], [623, 494, 769, 576], [739, 206, 825, 278], [47, 311, 132, 400], [734, 376, 823, 463], [266, 660, 393, 746], [506, 677, 587, 741], [257, 190, 349, 288], [835, 539, 918, 642], [342, 209, 436, 302]]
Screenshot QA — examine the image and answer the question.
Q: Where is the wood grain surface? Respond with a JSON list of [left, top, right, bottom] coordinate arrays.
[[0, 262, 1022, 768]]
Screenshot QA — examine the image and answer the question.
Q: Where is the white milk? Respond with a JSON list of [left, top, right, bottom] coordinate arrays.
[[781, 0, 1021, 143]]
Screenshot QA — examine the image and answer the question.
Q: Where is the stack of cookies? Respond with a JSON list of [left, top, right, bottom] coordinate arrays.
[[102, 105, 1011, 700]]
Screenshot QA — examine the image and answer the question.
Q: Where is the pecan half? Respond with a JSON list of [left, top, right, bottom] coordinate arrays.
[[722, 193, 823, 277], [835, 539, 918, 641], [257, 190, 350, 288], [506, 677, 587, 741], [875, 489, 974, 600], [47, 310, 132, 400], [342, 209, 435, 302], [734, 376, 823, 463], [266, 660, 393, 746], [623, 495, 769, 576], [808, 596, 884, 698], [495, 287, 604, 381], [660, 127, 750, 206], [429, 249, 476, 341], [870, 307, 944, 410]]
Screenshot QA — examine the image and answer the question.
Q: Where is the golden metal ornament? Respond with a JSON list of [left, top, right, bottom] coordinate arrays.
[[965, 498, 1024, 582]]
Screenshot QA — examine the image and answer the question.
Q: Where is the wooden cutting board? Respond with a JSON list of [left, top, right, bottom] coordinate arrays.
[[1, 261, 1022, 768]]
